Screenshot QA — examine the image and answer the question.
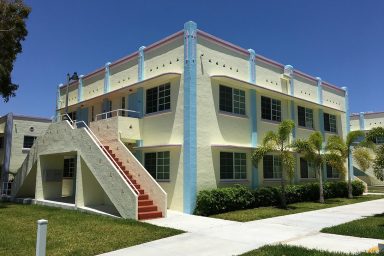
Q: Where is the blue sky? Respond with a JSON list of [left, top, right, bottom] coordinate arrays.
[[1, 0, 383, 117]]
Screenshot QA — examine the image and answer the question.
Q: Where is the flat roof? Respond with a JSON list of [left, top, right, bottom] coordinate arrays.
[[0, 113, 51, 123], [59, 24, 344, 93]]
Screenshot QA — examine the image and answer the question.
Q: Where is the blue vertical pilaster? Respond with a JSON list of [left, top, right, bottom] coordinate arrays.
[[317, 77, 325, 141], [359, 112, 365, 130], [285, 65, 296, 139], [56, 84, 62, 119], [342, 86, 353, 181], [138, 46, 146, 82], [2, 113, 13, 185], [248, 49, 256, 84], [316, 77, 323, 105], [78, 75, 84, 103], [323, 164, 327, 182], [248, 49, 258, 189], [136, 88, 144, 118], [104, 62, 111, 94], [183, 21, 197, 214]]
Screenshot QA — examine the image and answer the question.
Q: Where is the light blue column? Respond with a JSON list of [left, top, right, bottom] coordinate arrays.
[[316, 77, 323, 105], [136, 88, 144, 118], [78, 75, 84, 103], [183, 21, 197, 214], [323, 164, 327, 182], [248, 49, 258, 189], [285, 65, 297, 182], [248, 49, 256, 83], [342, 86, 353, 181], [56, 84, 62, 119], [316, 77, 326, 181], [104, 62, 111, 93], [138, 46, 146, 82], [285, 65, 296, 139], [317, 77, 325, 141], [359, 112, 365, 130]]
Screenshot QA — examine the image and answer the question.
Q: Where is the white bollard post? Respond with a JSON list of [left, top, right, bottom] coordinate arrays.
[[36, 219, 48, 256]]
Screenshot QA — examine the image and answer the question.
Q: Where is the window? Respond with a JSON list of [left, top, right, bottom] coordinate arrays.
[[220, 152, 247, 179], [324, 113, 337, 133], [0, 136, 3, 149], [121, 97, 126, 116], [146, 83, 171, 114], [67, 111, 76, 121], [63, 158, 76, 178], [375, 136, 384, 144], [219, 85, 246, 115], [326, 164, 339, 179], [263, 155, 282, 179], [300, 158, 316, 179], [91, 106, 94, 122], [107, 100, 112, 118], [298, 106, 314, 128], [144, 151, 170, 180], [23, 136, 36, 149], [261, 96, 281, 122]]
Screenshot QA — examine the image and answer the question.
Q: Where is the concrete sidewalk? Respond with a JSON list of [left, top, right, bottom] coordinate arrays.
[[99, 198, 384, 256]]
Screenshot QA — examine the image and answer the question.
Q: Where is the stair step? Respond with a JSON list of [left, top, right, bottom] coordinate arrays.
[[104, 146, 110, 150], [138, 194, 149, 200], [138, 211, 162, 220], [138, 189, 145, 194], [138, 199, 153, 206], [138, 205, 157, 212], [133, 184, 140, 189]]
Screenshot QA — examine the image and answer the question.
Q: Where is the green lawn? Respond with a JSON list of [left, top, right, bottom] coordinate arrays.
[[211, 195, 384, 222], [322, 213, 384, 239], [241, 245, 382, 256], [0, 202, 182, 256]]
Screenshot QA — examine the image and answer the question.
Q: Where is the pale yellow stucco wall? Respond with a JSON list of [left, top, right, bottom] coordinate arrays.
[[144, 38, 184, 80], [9, 119, 50, 175]]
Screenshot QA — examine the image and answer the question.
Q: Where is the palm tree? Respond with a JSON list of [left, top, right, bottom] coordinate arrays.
[[293, 132, 346, 203], [366, 127, 384, 181], [345, 130, 372, 198], [252, 120, 295, 208]]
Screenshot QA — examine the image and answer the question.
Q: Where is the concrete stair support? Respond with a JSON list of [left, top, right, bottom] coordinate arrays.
[[11, 120, 139, 219], [104, 146, 162, 220], [90, 118, 167, 219]]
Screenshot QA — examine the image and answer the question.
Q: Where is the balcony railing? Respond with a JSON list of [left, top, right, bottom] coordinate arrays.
[[95, 109, 140, 121]]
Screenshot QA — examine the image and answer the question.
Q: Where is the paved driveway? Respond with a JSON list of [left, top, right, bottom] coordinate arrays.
[[99, 198, 384, 256]]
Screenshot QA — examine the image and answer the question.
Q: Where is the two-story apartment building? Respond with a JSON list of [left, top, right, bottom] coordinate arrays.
[[11, 21, 349, 219]]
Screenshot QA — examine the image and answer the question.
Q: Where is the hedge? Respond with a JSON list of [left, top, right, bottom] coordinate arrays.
[[194, 180, 365, 216]]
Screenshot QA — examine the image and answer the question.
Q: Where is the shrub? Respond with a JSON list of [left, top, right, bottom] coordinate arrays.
[[352, 180, 365, 196], [194, 185, 254, 216], [194, 180, 366, 216], [253, 187, 279, 207]]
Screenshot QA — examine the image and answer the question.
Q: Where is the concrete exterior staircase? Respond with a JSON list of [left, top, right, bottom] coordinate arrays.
[[103, 145, 162, 220], [11, 119, 139, 219]]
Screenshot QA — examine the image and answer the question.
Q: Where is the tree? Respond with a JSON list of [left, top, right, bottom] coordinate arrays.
[[252, 120, 295, 208], [0, 0, 31, 102], [373, 145, 384, 181], [353, 147, 373, 173], [293, 132, 346, 203], [366, 127, 384, 181], [345, 130, 368, 199]]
